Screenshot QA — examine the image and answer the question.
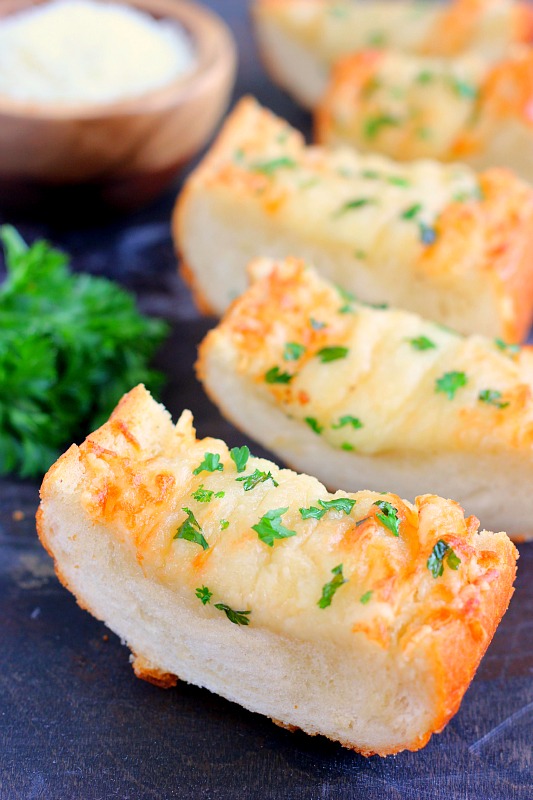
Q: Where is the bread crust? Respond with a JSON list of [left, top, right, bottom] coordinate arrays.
[[174, 96, 533, 341], [37, 385, 518, 756]]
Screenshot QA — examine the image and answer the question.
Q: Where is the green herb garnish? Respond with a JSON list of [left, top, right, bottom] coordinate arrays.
[[283, 342, 306, 361], [214, 603, 251, 625], [300, 498, 355, 519], [401, 203, 422, 220], [478, 389, 509, 409], [196, 586, 213, 605], [230, 445, 250, 473], [435, 371, 467, 400], [373, 501, 400, 536], [388, 176, 411, 187], [364, 114, 399, 139], [332, 415, 363, 430], [250, 157, 297, 176], [419, 223, 437, 245], [360, 590, 373, 604], [318, 564, 347, 609], [334, 198, 375, 216], [341, 442, 354, 451], [305, 417, 323, 434], [193, 452, 223, 475], [494, 338, 520, 356], [236, 468, 279, 491], [408, 335, 436, 351], [252, 507, 296, 546], [451, 78, 478, 100], [265, 366, 294, 384], [0, 226, 168, 478], [191, 485, 220, 503], [316, 346, 349, 363], [175, 508, 209, 550], [427, 540, 461, 578], [310, 318, 326, 331], [220, 519, 229, 530]]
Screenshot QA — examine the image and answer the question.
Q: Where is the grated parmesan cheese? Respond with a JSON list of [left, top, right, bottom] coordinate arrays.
[[0, 0, 196, 105]]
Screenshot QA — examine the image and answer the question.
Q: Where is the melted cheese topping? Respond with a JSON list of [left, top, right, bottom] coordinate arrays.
[[77, 387, 503, 649], [206, 258, 533, 457]]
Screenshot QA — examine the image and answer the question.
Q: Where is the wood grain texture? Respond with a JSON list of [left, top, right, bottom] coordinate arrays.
[[0, 1, 532, 797]]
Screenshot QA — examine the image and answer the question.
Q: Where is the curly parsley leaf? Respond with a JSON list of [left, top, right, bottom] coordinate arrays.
[[373, 500, 400, 536], [478, 389, 509, 409], [300, 497, 355, 520], [408, 335, 436, 351], [332, 415, 363, 430], [318, 564, 347, 609], [236, 468, 279, 491], [283, 342, 306, 361], [195, 586, 213, 605], [252, 507, 296, 546], [214, 603, 251, 625], [192, 485, 215, 503], [0, 226, 168, 478], [193, 452, 224, 476], [427, 540, 461, 578], [265, 366, 294, 384], [175, 508, 209, 550], [435, 371, 467, 400], [305, 417, 323, 434], [230, 445, 250, 473], [316, 346, 349, 363]]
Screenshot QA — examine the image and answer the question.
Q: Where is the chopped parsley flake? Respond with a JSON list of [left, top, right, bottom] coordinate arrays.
[[334, 198, 375, 217], [364, 114, 399, 139], [495, 338, 520, 356], [373, 501, 400, 537], [341, 442, 354, 451], [318, 564, 347, 609], [360, 590, 373, 604], [408, 335, 436, 351], [252, 507, 296, 547], [316, 346, 349, 363], [192, 485, 218, 503], [451, 78, 478, 100], [361, 169, 380, 179], [283, 342, 306, 361], [435, 371, 467, 400], [214, 603, 251, 626], [416, 70, 433, 84], [230, 445, 250, 473], [310, 318, 326, 331], [265, 366, 293, 384], [388, 176, 411, 187], [305, 417, 323, 434], [300, 497, 355, 520], [427, 540, 461, 578], [175, 507, 209, 550], [193, 452, 223, 476], [332, 415, 363, 430], [196, 586, 212, 605], [478, 389, 509, 409], [250, 156, 297, 176], [220, 519, 229, 530], [401, 203, 422, 220], [419, 222, 437, 245], [237, 468, 279, 491]]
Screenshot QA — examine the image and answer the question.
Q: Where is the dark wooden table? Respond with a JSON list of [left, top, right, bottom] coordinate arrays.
[[1, 2, 532, 797]]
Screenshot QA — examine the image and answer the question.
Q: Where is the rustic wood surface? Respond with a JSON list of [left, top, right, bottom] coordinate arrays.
[[1, 2, 532, 797]]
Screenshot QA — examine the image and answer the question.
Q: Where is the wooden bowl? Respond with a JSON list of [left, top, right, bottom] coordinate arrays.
[[0, 0, 236, 217]]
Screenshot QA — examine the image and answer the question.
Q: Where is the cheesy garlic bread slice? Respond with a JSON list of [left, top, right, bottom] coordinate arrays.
[[37, 384, 517, 756], [252, 0, 533, 108], [317, 47, 533, 178], [175, 97, 533, 342], [198, 257, 533, 540]]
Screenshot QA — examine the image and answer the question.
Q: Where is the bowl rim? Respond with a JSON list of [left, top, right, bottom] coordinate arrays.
[[0, 0, 237, 120]]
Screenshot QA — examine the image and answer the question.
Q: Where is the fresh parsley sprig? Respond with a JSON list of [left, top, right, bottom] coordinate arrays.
[[252, 507, 296, 546], [174, 508, 209, 550], [0, 226, 168, 478], [427, 540, 461, 578]]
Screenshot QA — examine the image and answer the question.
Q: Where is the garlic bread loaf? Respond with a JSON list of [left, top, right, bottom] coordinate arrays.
[[37, 385, 517, 756], [317, 47, 533, 179], [252, 0, 533, 108], [198, 257, 533, 540], [175, 97, 533, 342]]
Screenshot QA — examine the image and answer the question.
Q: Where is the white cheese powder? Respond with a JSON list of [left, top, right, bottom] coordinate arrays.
[[0, 0, 196, 105]]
